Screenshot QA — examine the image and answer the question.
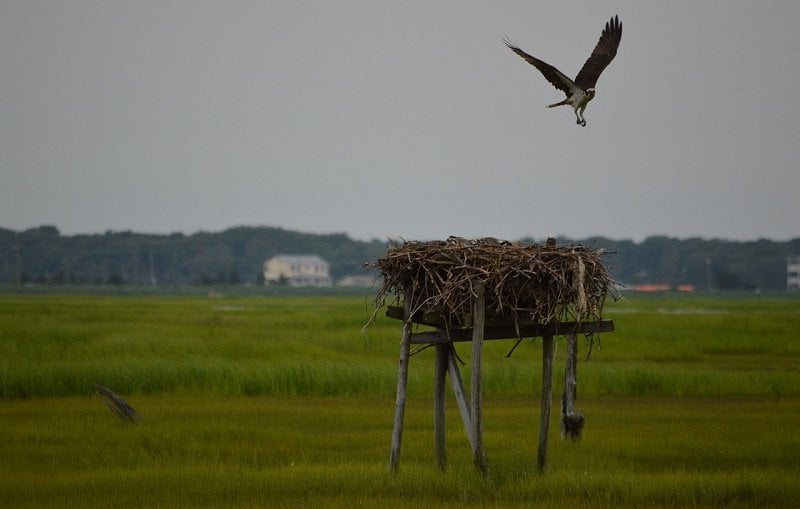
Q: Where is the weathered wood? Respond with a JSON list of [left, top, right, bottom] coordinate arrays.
[[406, 320, 614, 344], [562, 254, 586, 440], [389, 284, 413, 473], [537, 333, 555, 472], [434, 343, 448, 470], [562, 333, 578, 426], [561, 333, 584, 440], [385, 306, 613, 340], [542, 231, 558, 476], [447, 346, 475, 453], [471, 286, 488, 473]]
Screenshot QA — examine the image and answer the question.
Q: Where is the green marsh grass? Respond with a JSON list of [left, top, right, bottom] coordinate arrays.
[[1, 293, 799, 506], [1, 395, 798, 507], [2, 294, 799, 399]]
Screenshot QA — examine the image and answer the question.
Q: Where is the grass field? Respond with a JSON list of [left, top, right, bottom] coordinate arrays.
[[1, 293, 799, 506]]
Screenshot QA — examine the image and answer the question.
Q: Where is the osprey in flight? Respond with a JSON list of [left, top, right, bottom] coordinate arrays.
[[504, 15, 622, 126]]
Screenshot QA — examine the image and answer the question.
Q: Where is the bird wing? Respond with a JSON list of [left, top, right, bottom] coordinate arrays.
[[574, 15, 622, 90], [503, 38, 580, 97]]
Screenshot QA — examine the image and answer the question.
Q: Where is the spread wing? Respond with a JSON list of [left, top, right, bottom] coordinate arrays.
[[503, 38, 580, 98], [574, 15, 622, 90]]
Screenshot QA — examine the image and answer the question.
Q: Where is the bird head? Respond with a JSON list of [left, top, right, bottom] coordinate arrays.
[[585, 88, 596, 99]]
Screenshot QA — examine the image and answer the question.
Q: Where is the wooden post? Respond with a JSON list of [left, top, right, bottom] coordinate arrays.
[[562, 253, 586, 440], [471, 285, 488, 473], [434, 342, 448, 470], [561, 333, 584, 440], [389, 284, 413, 473], [537, 332, 555, 472], [562, 333, 578, 430], [447, 346, 475, 453]]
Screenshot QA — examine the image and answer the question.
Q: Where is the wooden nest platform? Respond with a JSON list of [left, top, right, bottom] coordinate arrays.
[[367, 237, 617, 474], [367, 236, 613, 328]]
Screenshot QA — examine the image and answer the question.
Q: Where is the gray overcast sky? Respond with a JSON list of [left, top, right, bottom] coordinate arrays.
[[1, 1, 798, 242]]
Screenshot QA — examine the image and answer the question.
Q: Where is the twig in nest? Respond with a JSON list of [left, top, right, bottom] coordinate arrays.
[[505, 336, 527, 358], [584, 333, 602, 361], [410, 343, 433, 357]]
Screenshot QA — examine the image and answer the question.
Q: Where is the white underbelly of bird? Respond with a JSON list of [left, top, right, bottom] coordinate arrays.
[[547, 90, 594, 126]]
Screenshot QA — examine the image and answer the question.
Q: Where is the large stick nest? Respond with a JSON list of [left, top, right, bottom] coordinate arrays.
[[367, 237, 613, 326]]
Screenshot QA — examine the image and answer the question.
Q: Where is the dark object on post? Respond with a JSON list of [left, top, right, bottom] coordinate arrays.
[[95, 384, 140, 423], [562, 411, 586, 441], [561, 332, 583, 441]]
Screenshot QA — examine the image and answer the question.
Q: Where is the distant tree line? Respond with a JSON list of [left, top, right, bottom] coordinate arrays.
[[1, 225, 798, 291], [521, 235, 800, 292], [0, 225, 385, 288]]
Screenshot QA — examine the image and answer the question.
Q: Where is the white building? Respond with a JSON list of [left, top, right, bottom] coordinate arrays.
[[788, 256, 800, 291], [263, 255, 332, 287]]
